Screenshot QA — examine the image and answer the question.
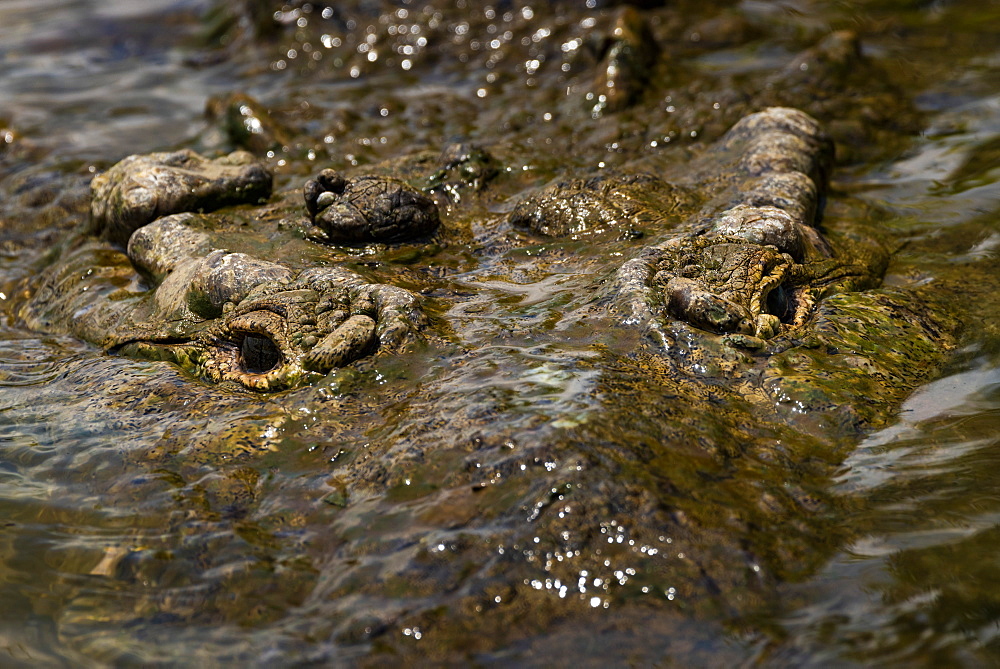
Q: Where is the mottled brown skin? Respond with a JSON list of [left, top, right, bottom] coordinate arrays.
[[89, 149, 272, 247], [0, 5, 975, 664], [509, 174, 694, 238], [649, 108, 884, 340], [120, 267, 407, 392], [304, 168, 440, 244], [1, 14, 968, 663], [22, 208, 426, 392], [509, 107, 882, 343], [124, 215, 425, 391], [653, 236, 793, 338], [24, 108, 889, 393]]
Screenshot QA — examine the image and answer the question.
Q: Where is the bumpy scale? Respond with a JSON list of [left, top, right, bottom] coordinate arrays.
[[304, 168, 440, 244]]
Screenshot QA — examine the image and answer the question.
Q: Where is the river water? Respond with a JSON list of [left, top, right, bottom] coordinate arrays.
[[1, 0, 999, 665]]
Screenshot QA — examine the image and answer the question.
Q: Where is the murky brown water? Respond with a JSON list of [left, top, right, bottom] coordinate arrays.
[[1, 0, 999, 665]]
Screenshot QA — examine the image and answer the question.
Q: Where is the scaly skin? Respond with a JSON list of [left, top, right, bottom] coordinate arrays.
[[605, 108, 886, 342], [509, 173, 695, 238], [17, 108, 907, 399], [89, 149, 272, 247], [1, 12, 969, 660], [21, 212, 426, 392], [304, 168, 440, 244]]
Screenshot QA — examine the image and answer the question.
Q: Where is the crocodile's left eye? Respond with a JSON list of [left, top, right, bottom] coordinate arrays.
[[239, 333, 282, 374]]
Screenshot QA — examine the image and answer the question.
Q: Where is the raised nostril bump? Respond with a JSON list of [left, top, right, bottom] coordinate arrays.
[[317, 169, 348, 194], [306, 171, 350, 219], [304, 178, 324, 218]]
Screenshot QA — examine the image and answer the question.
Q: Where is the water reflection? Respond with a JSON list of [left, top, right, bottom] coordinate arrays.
[[764, 356, 1000, 665]]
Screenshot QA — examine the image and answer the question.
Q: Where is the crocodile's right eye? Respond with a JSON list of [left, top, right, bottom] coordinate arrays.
[[239, 333, 282, 374], [206, 310, 294, 391], [766, 283, 791, 322]]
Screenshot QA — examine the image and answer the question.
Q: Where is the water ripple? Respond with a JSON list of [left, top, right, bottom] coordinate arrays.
[[0, 333, 93, 388]]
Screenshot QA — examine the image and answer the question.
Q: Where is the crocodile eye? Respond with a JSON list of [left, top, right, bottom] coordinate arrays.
[[766, 283, 791, 322], [240, 333, 281, 374]]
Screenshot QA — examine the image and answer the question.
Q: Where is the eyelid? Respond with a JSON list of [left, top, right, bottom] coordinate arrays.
[[224, 310, 287, 341], [205, 310, 297, 391]]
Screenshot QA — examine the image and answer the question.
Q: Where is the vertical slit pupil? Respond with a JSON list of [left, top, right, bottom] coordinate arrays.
[[766, 284, 791, 323], [241, 334, 281, 374]]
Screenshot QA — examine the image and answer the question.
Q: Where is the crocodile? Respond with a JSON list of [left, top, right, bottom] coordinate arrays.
[[16, 104, 945, 423], [0, 5, 972, 664]]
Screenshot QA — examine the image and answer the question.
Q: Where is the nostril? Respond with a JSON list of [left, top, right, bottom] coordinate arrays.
[[240, 333, 282, 374], [318, 169, 348, 195]]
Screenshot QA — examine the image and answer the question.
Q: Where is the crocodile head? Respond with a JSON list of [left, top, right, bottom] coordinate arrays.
[[22, 212, 425, 393]]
